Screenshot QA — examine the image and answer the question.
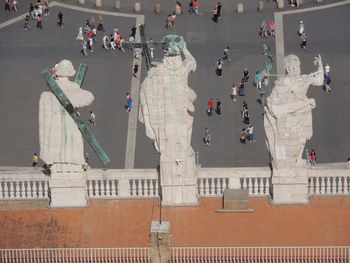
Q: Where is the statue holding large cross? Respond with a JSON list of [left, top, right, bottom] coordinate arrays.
[[40, 59, 110, 207]]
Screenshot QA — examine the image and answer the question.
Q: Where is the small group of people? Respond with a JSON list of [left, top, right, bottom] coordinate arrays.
[[165, 13, 177, 30], [323, 64, 332, 93], [212, 2, 222, 23], [239, 101, 255, 144], [23, 0, 50, 30], [207, 98, 222, 116], [4, 0, 19, 12], [259, 20, 276, 38], [188, 0, 199, 15]]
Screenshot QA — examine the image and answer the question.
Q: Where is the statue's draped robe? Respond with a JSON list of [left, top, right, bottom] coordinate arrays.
[[39, 78, 94, 172]]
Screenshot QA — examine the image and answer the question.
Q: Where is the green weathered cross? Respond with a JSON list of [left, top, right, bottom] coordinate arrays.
[[41, 68, 111, 166]]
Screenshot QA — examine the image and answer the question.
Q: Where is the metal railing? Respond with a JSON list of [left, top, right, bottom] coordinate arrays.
[[171, 246, 350, 262], [0, 248, 150, 262]]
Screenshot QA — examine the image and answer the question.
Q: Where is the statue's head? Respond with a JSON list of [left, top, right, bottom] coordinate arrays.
[[161, 35, 185, 56], [56, 60, 76, 77], [284, 54, 301, 76]]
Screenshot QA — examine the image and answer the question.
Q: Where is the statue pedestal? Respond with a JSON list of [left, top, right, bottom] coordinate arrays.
[[49, 172, 88, 208], [272, 168, 309, 204], [161, 184, 198, 206]]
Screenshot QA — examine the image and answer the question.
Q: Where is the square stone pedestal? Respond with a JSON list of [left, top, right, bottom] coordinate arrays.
[[161, 185, 198, 206], [272, 169, 309, 204], [49, 172, 88, 208], [150, 221, 170, 263]]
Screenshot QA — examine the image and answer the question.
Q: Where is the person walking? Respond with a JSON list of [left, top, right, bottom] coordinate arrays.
[[102, 35, 109, 50], [35, 14, 43, 29], [207, 98, 214, 116], [243, 110, 250, 125], [57, 11, 63, 28], [216, 98, 222, 115], [4, 0, 10, 12], [231, 83, 237, 101], [193, 0, 199, 14], [217, 2, 222, 19], [216, 59, 223, 77], [300, 33, 307, 49], [133, 64, 139, 78], [32, 153, 39, 168], [240, 128, 247, 144], [212, 5, 218, 23], [81, 40, 88, 56], [88, 111, 96, 125], [323, 73, 332, 93], [24, 15, 30, 30], [247, 124, 254, 142], [243, 68, 250, 83], [204, 127, 211, 146], [298, 20, 305, 36], [309, 149, 316, 166], [222, 46, 231, 62], [12, 0, 18, 12], [188, 0, 194, 14], [126, 93, 133, 112], [97, 15, 105, 32]]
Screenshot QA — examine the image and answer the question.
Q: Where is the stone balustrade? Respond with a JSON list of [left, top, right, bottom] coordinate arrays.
[[0, 168, 49, 200], [197, 167, 271, 197], [308, 163, 350, 195], [86, 169, 159, 199]]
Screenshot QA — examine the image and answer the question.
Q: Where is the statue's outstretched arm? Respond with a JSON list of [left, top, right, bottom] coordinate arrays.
[[182, 43, 197, 73]]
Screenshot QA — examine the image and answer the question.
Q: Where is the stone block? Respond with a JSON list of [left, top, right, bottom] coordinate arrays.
[[175, 4, 181, 15], [257, 1, 264, 11], [134, 2, 141, 12], [150, 221, 170, 263], [277, 0, 284, 9], [237, 3, 243, 13], [223, 189, 249, 210], [95, 0, 102, 8], [78, 0, 85, 5], [154, 3, 160, 14], [114, 0, 120, 9]]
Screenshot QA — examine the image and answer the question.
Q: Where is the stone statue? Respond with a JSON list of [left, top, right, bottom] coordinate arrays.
[[264, 54, 323, 171], [39, 60, 94, 173], [139, 35, 197, 204]]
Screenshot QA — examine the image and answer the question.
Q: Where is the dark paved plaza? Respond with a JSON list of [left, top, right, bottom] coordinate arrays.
[[0, 0, 349, 169]]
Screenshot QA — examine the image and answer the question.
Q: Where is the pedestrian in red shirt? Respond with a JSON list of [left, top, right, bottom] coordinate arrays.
[[207, 98, 214, 116]]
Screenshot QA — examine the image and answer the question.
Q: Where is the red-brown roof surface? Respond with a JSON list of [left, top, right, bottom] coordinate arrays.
[[0, 197, 349, 248]]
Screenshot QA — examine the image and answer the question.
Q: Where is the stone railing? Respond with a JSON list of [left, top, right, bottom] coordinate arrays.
[[86, 169, 159, 199], [197, 167, 271, 197], [0, 167, 50, 200], [308, 163, 350, 195], [0, 248, 150, 262], [171, 246, 350, 262]]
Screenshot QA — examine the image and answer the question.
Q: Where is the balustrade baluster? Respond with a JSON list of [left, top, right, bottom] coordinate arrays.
[[38, 181, 43, 198], [326, 177, 332, 194], [314, 177, 320, 195], [154, 179, 159, 196], [203, 179, 208, 196], [9, 182, 15, 199], [248, 179, 253, 195], [33, 181, 39, 198], [18, 181, 23, 198], [106, 180, 111, 197], [149, 180, 154, 196], [243, 178, 248, 189], [4, 182, 9, 199], [309, 177, 315, 195], [198, 179, 203, 196], [110, 180, 116, 197], [345, 177, 349, 194], [86, 181, 91, 196], [320, 177, 326, 194]]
